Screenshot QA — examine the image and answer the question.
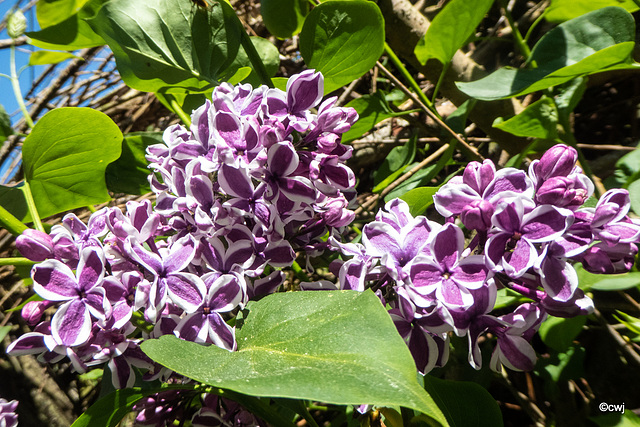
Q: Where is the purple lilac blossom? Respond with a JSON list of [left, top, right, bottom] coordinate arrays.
[[8, 70, 359, 399], [0, 398, 18, 427]]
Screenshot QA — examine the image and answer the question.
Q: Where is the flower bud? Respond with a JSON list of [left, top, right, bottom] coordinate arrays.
[[7, 10, 27, 39], [535, 176, 588, 209], [15, 229, 54, 261], [532, 144, 578, 182], [21, 300, 53, 325], [462, 160, 495, 194], [460, 199, 494, 231]]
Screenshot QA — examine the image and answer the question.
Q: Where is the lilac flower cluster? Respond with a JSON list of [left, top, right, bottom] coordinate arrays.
[[7, 71, 358, 419], [331, 145, 640, 373]]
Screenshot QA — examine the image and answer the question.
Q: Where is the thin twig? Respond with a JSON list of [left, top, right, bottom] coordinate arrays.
[[375, 61, 483, 161], [355, 143, 450, 215]]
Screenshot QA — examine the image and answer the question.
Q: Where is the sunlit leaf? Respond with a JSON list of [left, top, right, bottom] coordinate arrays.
[[493, 97, 559, 139], [142, 290, 448, 426], [457, 7, 639, 100], [300, 0, 384, 94], [415, 0, 494, 65]]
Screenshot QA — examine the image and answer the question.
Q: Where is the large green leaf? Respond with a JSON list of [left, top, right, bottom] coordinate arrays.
[[27, 0, 105, 50], [423, 376, 503, 427], [106, 132, 162, 195], [142, 290, 448, 426], [87, 0, 244, 93], [545, 0, 639, 23], [19, 108, 122, 220], [457, 7, 640, 100], [299, 0, 384, 94], [414, 0, 494, 66], [492, 97, 559, 139], [28, 51, 81, 66], [261, 0, 309, 39]]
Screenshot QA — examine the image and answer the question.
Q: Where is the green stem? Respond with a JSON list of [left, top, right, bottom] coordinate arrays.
[[239, 30, 274, 88], [0, 204, 28, 236], [20, 181, 44, 232], [431, 61, 451, 104], [299, 405, 320, 427], [291, 260, 311, 282], [0, 257, 35, 266], [524, 11, 546, 44], [10, 43, 34, 128], [170, 97, 192, 128], [500, 0, 532, 62], [86, 204, 97, 213], [383, 43, 438, 116]]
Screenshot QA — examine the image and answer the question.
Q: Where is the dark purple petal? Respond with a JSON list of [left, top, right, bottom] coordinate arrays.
[[219, 164, 254, 199], [165, 273, 206, 313], [32, 260, 78, 301], [267, 143, 298, 177], [287, 69, 323, 113], [491, 335, 537, 371], [52, 300, 92, 346], [521, 205, 572, 242], [164, 237, 197, 273], [206, 313, 236, 350], [77, 247, 104, 291], [430, 224, 462, 270], [206, 274, 244, 312]]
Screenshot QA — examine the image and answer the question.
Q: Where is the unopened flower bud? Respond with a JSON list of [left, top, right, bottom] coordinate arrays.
[[460, 199, 494, 231], [15, 229, 54, 261], [21, 300, 53, 325], [462, 160, 495, 194], [536, 176, 588, 209], [532, 144, 578, 182], [7, 10, 27, 39]]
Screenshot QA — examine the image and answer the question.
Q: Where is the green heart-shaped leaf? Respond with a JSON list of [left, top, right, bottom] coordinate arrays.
[[142, 290, 448, 426]]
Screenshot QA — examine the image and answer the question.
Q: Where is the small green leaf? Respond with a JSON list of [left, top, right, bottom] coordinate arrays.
[[0, 325, 11, 342], [373, 133, 418, 191], [106, 132, 163, 195], [628, 179, 640, 215], [142, 290, 448, 426], [343, 92, 415, 143], [493, 97, 559, 139], [539, 315, 586, 353], [87, 0, 244, 93], [398, 187, 439, 216], [414, 0, 494, 66], [457, 7, 639, 100], [545, 0, 639, 23], [300, 0, 384, 94], [261, 0, 309, 39], [423, 376, 503, 427], [36, 0, 91, 28], [21, 108, 122, 220], [219, 36, 280, 88], [28, 51, 81, 66], [575, 263, 604, 291], [71, 387, 168, 427], [613, 311, 640, 336], [27, 0, 105, 50], [0, 104, 13, 140], [590, 272, 640, 291]]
